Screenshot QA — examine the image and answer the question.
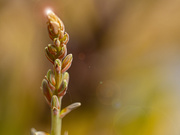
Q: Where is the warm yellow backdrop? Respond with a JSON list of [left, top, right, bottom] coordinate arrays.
[[0, 0, 180, 135]]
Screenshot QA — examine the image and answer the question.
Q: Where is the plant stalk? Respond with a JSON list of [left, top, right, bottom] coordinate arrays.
[[51, 97, 62, 135]]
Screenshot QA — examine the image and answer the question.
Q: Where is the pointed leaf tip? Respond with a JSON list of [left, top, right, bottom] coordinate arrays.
[[60, 102, 81, 118]]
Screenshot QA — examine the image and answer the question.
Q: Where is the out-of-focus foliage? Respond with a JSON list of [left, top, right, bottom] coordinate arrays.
[[0, 0, 180, 135]]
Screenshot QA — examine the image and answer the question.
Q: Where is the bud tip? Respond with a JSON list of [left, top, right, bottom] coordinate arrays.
[[45, 8, 53, 15]]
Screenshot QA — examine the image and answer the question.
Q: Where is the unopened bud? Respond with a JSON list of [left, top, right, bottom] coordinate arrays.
[[62, 32, 69, 45], [41, 79, 52, 105], [48, 44, 57, 56], [54, 38, 61, 50], [47, 10, 65, 40], [51, 95, 60, 115], [45, 47, 54, 64], [46, 69, 56, 86], [58, 44, 67, 60], [63, 72, 69, 84], [62, 54, 73, 73], [54, 59, 62, 89], [58, 80, 68, 97], [54, 59, 61, 73]]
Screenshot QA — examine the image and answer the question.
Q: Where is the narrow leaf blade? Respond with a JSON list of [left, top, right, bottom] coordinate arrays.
[[60, 102, 81, 118]]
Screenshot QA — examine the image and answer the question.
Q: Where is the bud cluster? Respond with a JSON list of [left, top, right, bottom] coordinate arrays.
[[41, 10, 72, 106]]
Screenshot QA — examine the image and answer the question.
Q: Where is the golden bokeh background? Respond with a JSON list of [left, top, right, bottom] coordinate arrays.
[[0, 0, 180, 135]]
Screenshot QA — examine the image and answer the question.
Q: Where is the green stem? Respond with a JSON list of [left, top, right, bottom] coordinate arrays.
[[51, 97, 62, 135]]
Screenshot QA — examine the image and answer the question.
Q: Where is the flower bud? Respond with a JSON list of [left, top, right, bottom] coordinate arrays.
[[47, 10, 65, 40], [62, 54, 73, 73], [58, 44, 67, 60], [54, 59, 62, 89], [63, 72, 69, 84], [54, 38, 61, 50], [48, 44, 57, 56], [45, 47, 54, 64], [51, 95, 60, 115], [57, 80, 68, 97], [46, 69, 56, 86], [62, 32, 69, 45], [41, 79, 52, 105]]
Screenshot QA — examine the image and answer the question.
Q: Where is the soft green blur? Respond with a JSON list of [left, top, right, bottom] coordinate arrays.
[[0, 0, 180, 135]]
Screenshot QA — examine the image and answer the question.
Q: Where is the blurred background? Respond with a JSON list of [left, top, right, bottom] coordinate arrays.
[[0, 0, 180, 135]]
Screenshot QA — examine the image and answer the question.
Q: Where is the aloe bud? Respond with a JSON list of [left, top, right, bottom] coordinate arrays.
[[62, 54, 73, 73], [63, 72, 69, 84], [51, 95, 60, 115], [50, 21, 60, 35], [45, 47, 54, 64], [48, 44, 57, 56], [58, 44, 67, 60], [54, 38, 61, 51], [62, 32, 69, 45], [41, 79, 52, 105], [46, 69, 56, 86], [54, 59, 62, 89], [58, 80, 68, 97], [47, 10, 65, 40]]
